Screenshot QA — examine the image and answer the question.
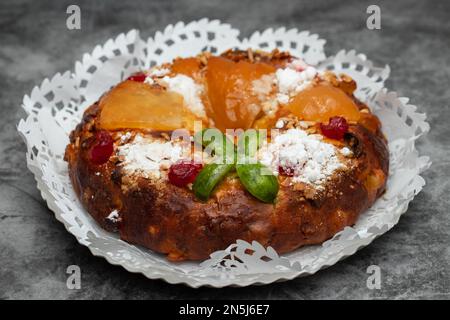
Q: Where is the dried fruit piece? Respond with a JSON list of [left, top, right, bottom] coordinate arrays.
[[287, 84, 360, 123], [320, 116, 349, 140], [171, 58, 201, 79], [206, 57, 275, 130], [168, 160, 203, 187], [278, 165, 295, 177], [99, 81, 198, 131], [236, 163, 279, 203], [90, 131, 114, 165], [127, 72, 147, 82], [193, 163, 235, 201]]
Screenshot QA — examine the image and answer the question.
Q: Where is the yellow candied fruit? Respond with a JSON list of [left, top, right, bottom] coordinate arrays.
[[99, 81, 199, 131]]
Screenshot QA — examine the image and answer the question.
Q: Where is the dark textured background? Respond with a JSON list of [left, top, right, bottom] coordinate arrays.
[[0, 0, 449, 299]]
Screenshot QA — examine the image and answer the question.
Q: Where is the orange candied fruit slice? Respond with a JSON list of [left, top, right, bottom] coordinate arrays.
[[170, 57, 201, 79], [206, 57, 275, 131], [98, 80, 198, 131], [286, 84, 361, 123]]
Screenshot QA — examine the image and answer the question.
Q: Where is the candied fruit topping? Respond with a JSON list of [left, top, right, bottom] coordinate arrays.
[[99, 81, 199, 131], [286, 84, 360, 123], [320, 116, 349, 140], [100, 56, 363, 137], [278, 165, 295, 177], [171, 58, 201, 79], [90, 130, 114, 165], [206, 57, 276, 131], [127, 72, 147, 82], [168, 160, 203, 187]]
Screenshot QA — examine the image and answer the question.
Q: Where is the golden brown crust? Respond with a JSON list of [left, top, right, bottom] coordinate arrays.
[[64, 50, 389, 261]]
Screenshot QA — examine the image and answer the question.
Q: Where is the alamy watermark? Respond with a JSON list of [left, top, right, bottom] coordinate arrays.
[[170, 123, 284, 170], [366, 264, 381, 290], [66, 265, 81, 289], [366, 5, 381, 30], [66, 5, 81, 30]]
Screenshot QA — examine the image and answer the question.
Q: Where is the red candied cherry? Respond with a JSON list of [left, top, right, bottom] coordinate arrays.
[[127, 72, 147, 82], [320, 116, 349, 140], [90, 131, 114, 165], [168, 160, 203, 187], [278, 165, 295, 177]]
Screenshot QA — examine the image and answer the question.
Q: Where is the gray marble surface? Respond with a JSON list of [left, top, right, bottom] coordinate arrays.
[[0, 0, 449, 300]]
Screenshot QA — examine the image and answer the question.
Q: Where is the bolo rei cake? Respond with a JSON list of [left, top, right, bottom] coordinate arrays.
[[64, 49, 389, 261]]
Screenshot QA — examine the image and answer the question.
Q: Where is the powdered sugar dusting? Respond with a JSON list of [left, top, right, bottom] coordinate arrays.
[[252, 74, 274, 99], [251, 59, 319, 116], [258, 128, 345, 186], [289, 58, 308, 71], [340, 147, 353, 157], [117, 135, 189, 180], [149, 67, 170, 77], [274, 65, 317, 105], [106, 209, 120, 223]]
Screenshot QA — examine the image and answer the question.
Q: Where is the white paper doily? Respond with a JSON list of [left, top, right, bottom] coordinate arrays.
[[18, 19, 430, 288]]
